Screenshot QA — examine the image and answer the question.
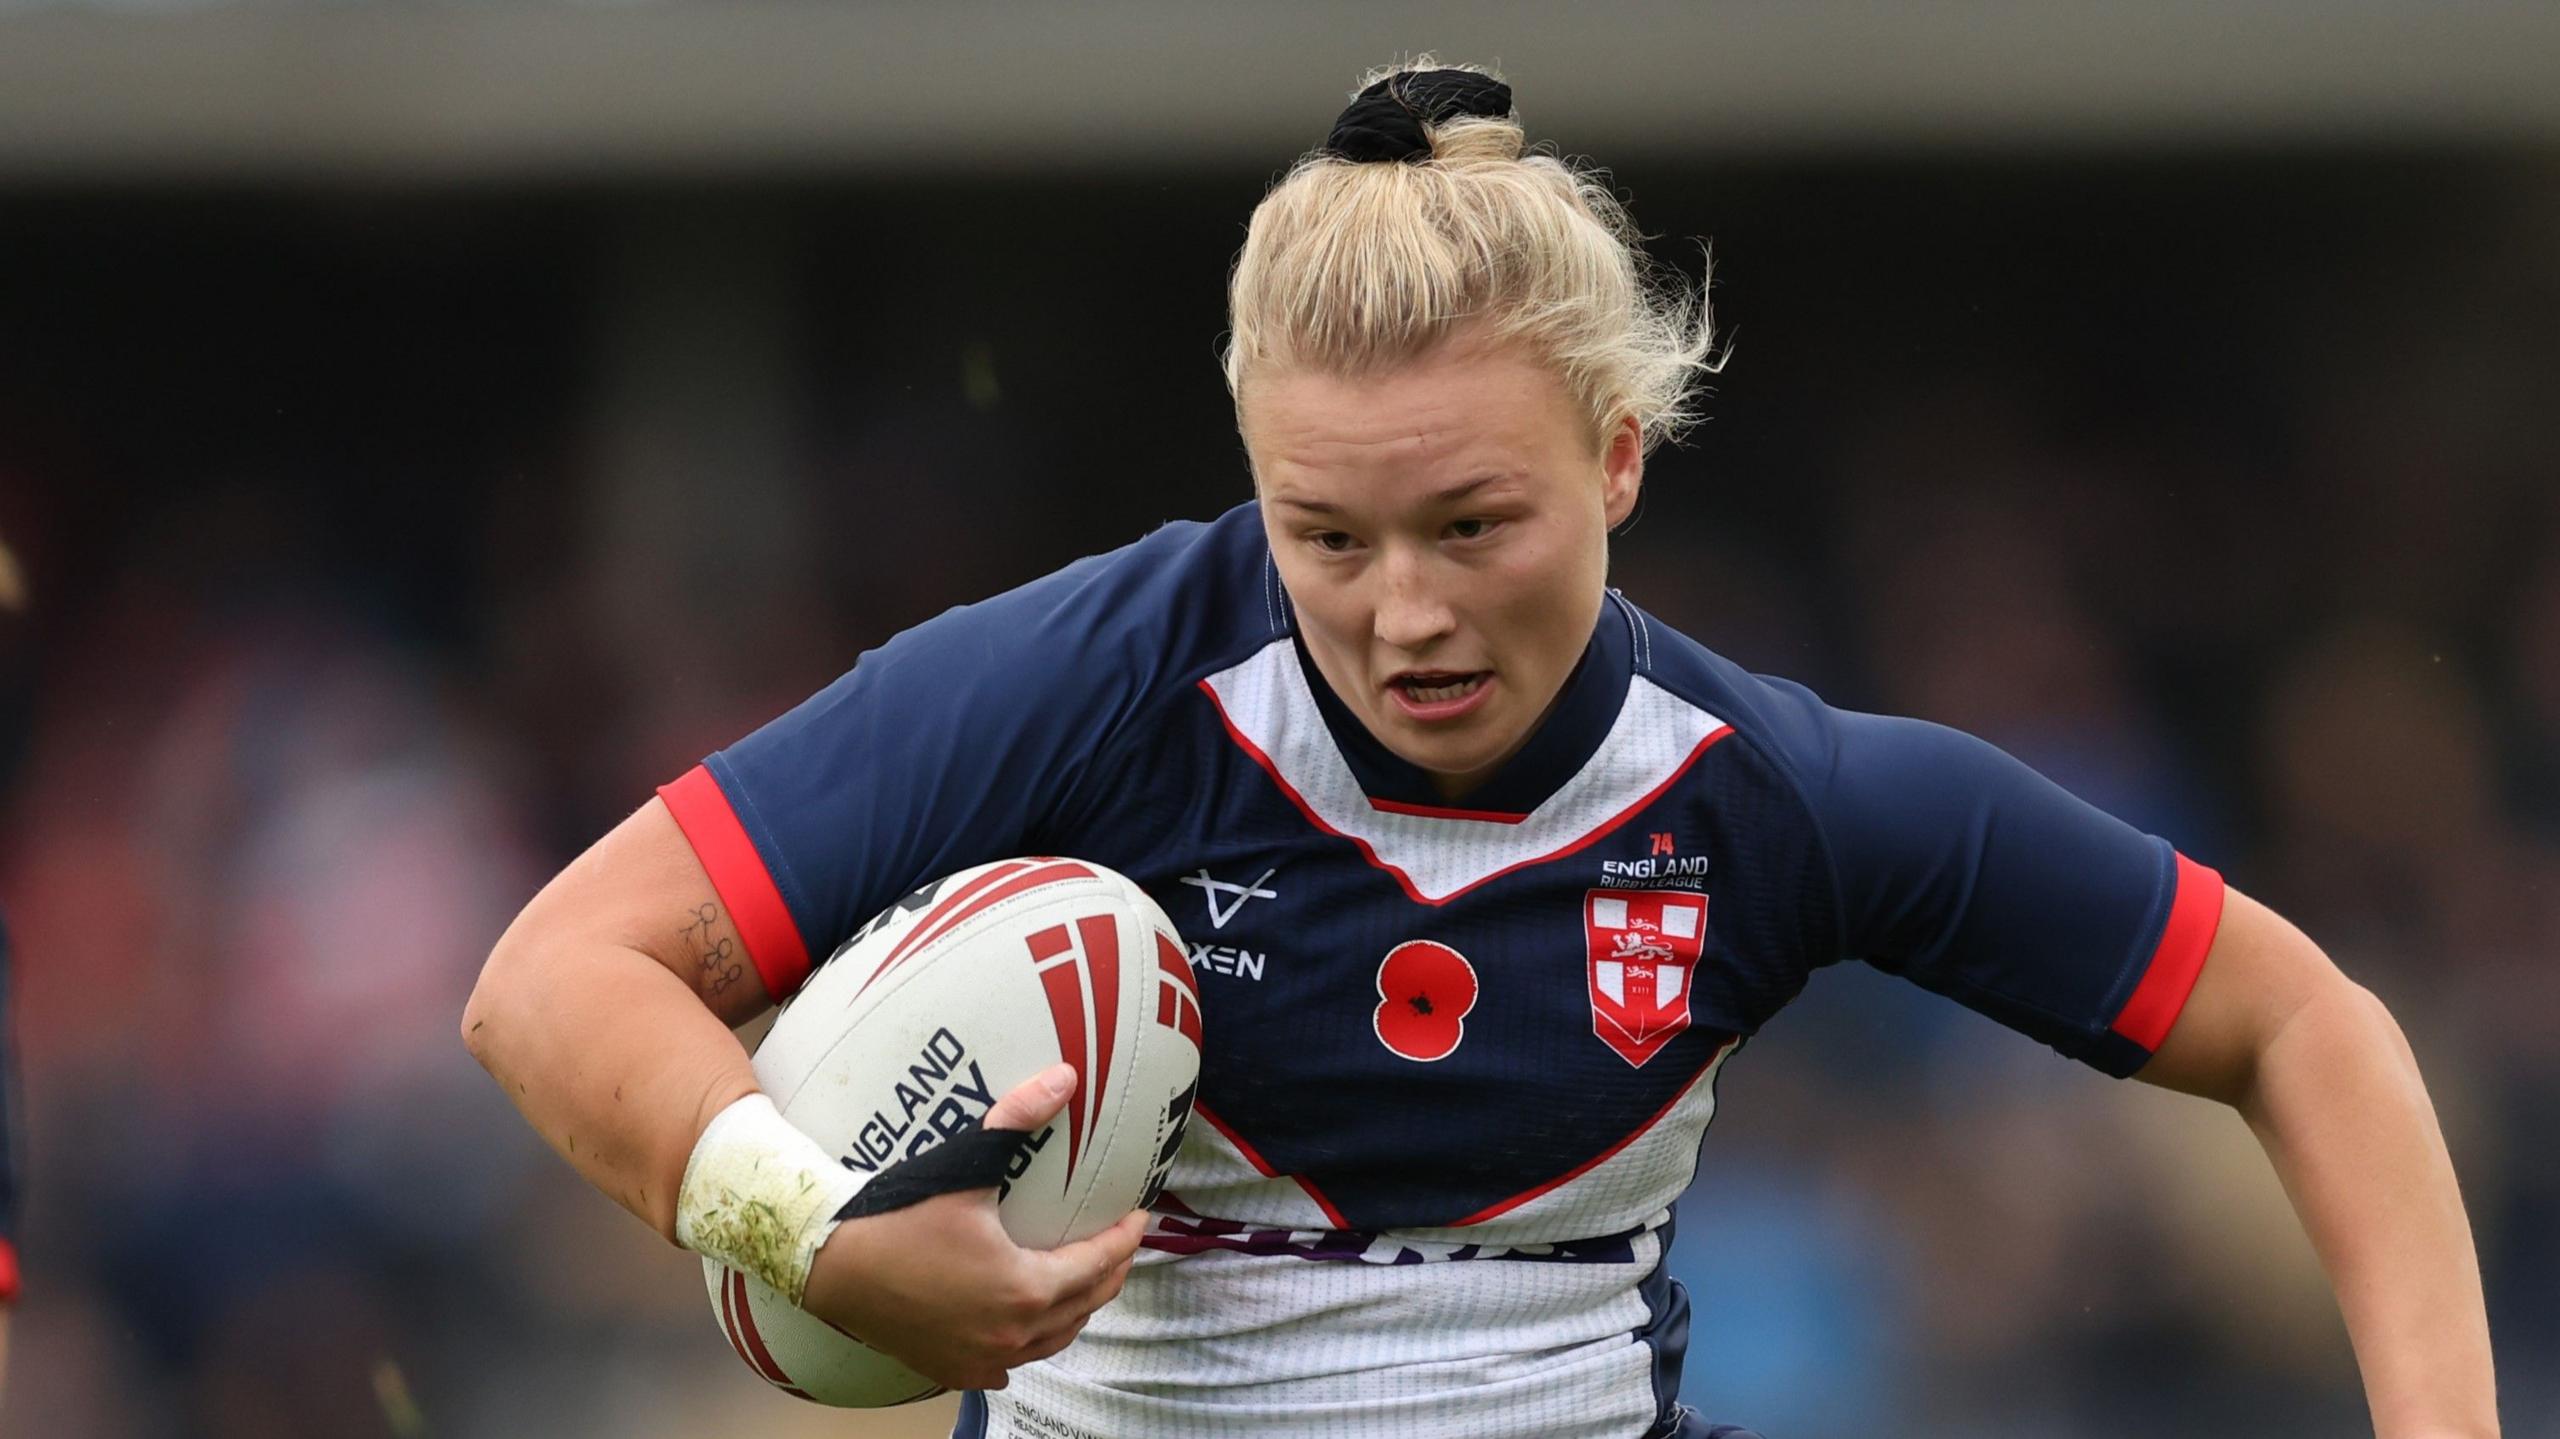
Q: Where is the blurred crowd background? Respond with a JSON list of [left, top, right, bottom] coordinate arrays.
[[1, 5, 2556, 1437]]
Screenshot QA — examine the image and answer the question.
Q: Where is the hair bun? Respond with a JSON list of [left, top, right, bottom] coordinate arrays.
[[1323, 68, 1515, 163]]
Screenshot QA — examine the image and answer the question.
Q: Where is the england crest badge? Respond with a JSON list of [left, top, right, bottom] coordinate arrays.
[[1584, 889, 1707, 1067]]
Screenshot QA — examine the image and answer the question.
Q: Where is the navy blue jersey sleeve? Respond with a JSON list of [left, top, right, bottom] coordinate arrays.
[[1752, 679, 2225, 1077], [657, 516, 1257, 999]]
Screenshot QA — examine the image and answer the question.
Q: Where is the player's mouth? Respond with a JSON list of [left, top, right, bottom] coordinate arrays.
[[1385, 670, 1493, 722]]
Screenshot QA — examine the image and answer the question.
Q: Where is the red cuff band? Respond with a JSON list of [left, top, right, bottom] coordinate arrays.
[[0, 1238, 21, 1303], [658, 765, 814, 1001], [2111, 851, 2225, 1052]]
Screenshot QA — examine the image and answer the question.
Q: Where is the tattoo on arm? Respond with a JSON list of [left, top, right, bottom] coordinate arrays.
[[679, 902, 746, 997]]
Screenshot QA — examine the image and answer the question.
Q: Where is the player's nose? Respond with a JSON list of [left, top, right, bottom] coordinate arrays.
[[1370, 545, 1457, 652]]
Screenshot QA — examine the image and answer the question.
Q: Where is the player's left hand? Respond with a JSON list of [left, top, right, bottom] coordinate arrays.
[[799, 1063, 1146, 1390]]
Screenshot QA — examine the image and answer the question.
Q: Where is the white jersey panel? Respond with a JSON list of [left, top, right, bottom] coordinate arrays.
[[990, 1240, 1666, 1439], [1200, 641, 1728, 903]]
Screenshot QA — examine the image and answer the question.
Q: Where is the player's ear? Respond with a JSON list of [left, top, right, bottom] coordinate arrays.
[[1599, 413, 1643, 528]]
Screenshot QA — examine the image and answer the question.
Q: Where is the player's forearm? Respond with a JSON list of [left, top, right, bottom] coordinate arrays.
[[2238, 979, 2497, 1438], [463, 932, 760, 1242]]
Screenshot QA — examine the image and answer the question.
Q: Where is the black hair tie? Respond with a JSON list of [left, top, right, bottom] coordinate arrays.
[[1323, 68, 1514, 163]]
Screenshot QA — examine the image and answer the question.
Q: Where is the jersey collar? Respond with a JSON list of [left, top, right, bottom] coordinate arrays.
[[1290, 602, 1635, 821]]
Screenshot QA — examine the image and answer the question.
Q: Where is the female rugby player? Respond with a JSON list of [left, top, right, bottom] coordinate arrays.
[[465, 61, 2498, 1438]]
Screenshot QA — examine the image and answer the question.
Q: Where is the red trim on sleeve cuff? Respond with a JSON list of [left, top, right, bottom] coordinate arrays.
[[2111, 851, 2226, 1052], [0, 1238, 20, 1303], [658, 765, 813, 1001]]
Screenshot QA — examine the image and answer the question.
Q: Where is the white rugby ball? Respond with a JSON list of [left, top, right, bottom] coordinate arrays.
[[703, 857, 1202, 1407]]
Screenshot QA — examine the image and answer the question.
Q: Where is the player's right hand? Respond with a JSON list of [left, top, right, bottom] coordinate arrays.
[[799, 1062, 1148, 1392]]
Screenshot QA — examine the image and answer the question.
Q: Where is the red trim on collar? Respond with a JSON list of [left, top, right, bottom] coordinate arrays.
[[1366, 796, 1531, 825]]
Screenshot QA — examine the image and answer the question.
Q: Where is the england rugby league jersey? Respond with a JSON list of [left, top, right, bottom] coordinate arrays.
[[659, 501, 2226, 1439]]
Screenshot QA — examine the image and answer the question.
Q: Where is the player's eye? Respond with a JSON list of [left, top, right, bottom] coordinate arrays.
[[1447, 517, 1500, 541], [1309, 530, 1358, 554]]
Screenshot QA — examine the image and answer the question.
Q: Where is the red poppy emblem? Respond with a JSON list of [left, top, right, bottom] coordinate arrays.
[[1584, 889, 1706, 1067], [1374, 941, 1477, 1062]]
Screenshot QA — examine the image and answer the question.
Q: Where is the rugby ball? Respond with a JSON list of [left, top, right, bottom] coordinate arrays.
[[703, 857, 1202, 1406]]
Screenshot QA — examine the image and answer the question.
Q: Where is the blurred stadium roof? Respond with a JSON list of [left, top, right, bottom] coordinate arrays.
[[1, 0, 2556, 178]]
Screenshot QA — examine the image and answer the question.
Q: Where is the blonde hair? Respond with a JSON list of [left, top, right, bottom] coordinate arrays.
[[1222, 57, 1721, 457]]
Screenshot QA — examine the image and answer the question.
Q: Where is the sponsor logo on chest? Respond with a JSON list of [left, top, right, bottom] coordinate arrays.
[[1186, 941, 1268, 981], [1179, 867, 1278, 928], [1175, 866, 1279, 980]]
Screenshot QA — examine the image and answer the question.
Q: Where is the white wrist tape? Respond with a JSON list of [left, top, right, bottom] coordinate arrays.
[[675, 1093, 864, 1305]]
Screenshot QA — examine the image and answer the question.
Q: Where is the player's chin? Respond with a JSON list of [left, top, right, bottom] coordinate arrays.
[[1389, 729, 1511, 789]]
